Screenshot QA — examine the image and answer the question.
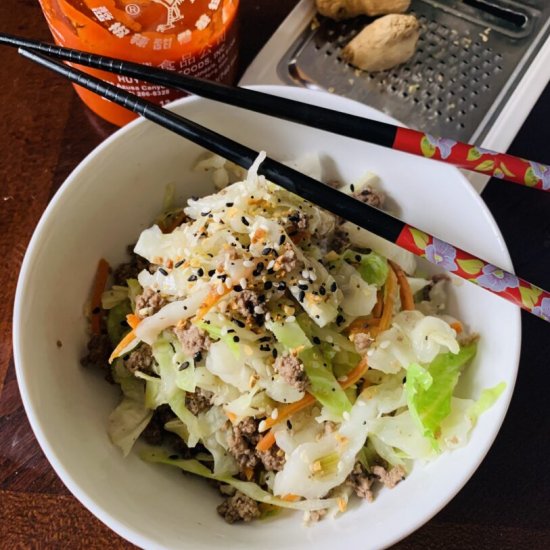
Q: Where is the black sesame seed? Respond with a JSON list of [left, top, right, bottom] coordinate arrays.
[[355, 254, 361, 262], [92, 306, 101, 315], [259, 336, 271, 342], [313, 336, 321, 345], [197, 268, 204, 277], [336, 315, 345, 325], [272, 348, 278, 358], [233, 335, 240, 343], [330, 282, 337, 292], [158, 268, 168, 276], [179, 361, 190, 371], [277, 282, 287, 291], [225, 202, 234, 207], [201, 210, 210, 216], [298, 290, 305, 302], [258, 294, 266, 303], [187, 274, 198, 282], [233, 285, 243, 292], [264, 281, 273, 290], [234, 319, 245, 328], [241, 216, 250, 226], [278, 234, 286, 245], [253, 314, 265, 326], [174, 260, 185, 268], [259, 344, 271, 352], [261, 247, 272, 256], [298, 284, 308, 291], [267, 268, 275, 275], [350, 184, 355, 192], [208, 269, 215, 277], [194, 352, 203, 362], [227, 329, 236, 333]]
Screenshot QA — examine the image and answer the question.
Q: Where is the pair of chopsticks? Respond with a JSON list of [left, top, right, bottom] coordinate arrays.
[[1, 34, 548, 323]]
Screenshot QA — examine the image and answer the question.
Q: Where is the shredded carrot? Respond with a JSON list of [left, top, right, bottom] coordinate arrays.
[[372, 289, 384, 318], [126, 313, 141, 330], [256, 358, 370, 451], [389, 260, 415, 311], [281, 494, 300, 502], [90, 258, 110, 335], [225, 411, 237, 424], [109, 329, 136, 364], [374, 268, 397, 335], [195, 286, 232, 322], [347, 316, 379, 336], [451, 321, 463, 334]]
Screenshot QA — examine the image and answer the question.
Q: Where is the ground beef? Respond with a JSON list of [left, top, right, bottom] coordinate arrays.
[[228, 418, 286, 473], [258, 448, 285, 472], [135, 288, 166, 318], [124, 345, 155, 374], [352, 186, 384, 208], [286, 210, 308, 234], [80, 334, 111, 368], [372, 464, 406, 489], [228, 418, 260, 470], [112, 245, 151, 285], [185, 387, 213, 415], [274, 355, 309, 392], [141, 404, 175, 445], [346, 462, 375, 502], [173, 323, 211, 356], [274, 242, 298, 274], [233, 290, 265, 325], [329, 228, 350, 253], [217, 491, 261, 524], [353, 332, 374, 355]]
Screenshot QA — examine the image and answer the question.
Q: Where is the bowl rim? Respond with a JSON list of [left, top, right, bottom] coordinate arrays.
[[12, 85, 521, 549]]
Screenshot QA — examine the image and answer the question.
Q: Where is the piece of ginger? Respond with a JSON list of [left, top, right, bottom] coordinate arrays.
[[316, 0, 410, 21], [342, 13, 419, 72]]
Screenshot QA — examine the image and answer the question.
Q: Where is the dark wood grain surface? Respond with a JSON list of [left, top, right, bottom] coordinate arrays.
[[1, 1, 549, 548]]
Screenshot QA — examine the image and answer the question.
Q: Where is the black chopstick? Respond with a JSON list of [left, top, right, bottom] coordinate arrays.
[[2, 32, 549, 193], [15, 46, 550, 323]]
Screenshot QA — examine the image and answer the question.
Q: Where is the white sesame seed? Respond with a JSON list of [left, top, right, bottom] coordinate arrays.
[[309, 271, 317, 281], [239, 277, 247, 289], [216, 284, 225, 295], [254, 305, 264, 314], [267, 259, 275, 269], [271, 408, 279, 420], [243, 260, 254, 267], [337, 375, 348, 382], [301, 270, 309, 280], [258, 420, 267, 432], [285, 315, 296, 323], [265, 312, 271, 321], [342, 411, 350, 421], [298, 279, 309, 286]]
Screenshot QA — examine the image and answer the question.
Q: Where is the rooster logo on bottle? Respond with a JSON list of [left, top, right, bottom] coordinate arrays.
[[152, 0, 185, 32]]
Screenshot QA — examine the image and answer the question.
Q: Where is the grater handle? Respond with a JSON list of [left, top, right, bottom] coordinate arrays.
[[393, 128, 550, 191]]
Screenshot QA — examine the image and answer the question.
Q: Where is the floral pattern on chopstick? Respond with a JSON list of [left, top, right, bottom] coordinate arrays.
[[396, 225, 550, 320], [393, 127, 550, 191]]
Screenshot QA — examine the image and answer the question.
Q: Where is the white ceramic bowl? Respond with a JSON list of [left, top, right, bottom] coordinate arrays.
[[13, 86, 520, 549]]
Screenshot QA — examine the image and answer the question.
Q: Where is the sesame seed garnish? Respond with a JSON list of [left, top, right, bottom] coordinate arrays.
[[187, 274, 197, 282], [336, 315, 344, 326], [330, 282, 338, 292], [285, 315, 296, 323], [239, 278, 247, 289], [319, 286, 326, 296], [277, 282, 287, 291], [197, 268, 204, 277], [225, 202, 234, 207], [298, 284, 308, 291], [194, 352, 202, 362], [271, 408, 279, 420], [233, 285, 243, 292], [279, 234, 286, 245], [233, 335, 240, 343], [179, 361, 190, 371], [262, 247, 272, 256], [241, 216, 250, 226], [313, 336, 321, 345], [174, 260, 185, 268], [272, 348, 278, 358], [234, 319, 245, 328], [259, 336, 270, 342], [350, 184, 355, 192], [264, 281, 273, 290], [158, 267, 168, 276], [298, 290, 305, 302], [216, 284, 225, 295], [243, 260, 254, 267]]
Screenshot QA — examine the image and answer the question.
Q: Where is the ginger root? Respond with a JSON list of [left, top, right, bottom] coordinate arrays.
[[342, 14, 420, 72], [316, 0, 410, 21]]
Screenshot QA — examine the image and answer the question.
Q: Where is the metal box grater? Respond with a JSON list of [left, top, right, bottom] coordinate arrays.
[[275, 0, 550, 143]]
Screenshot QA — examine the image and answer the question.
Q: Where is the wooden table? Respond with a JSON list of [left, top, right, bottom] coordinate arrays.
[[1, 1, 549, 548]]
